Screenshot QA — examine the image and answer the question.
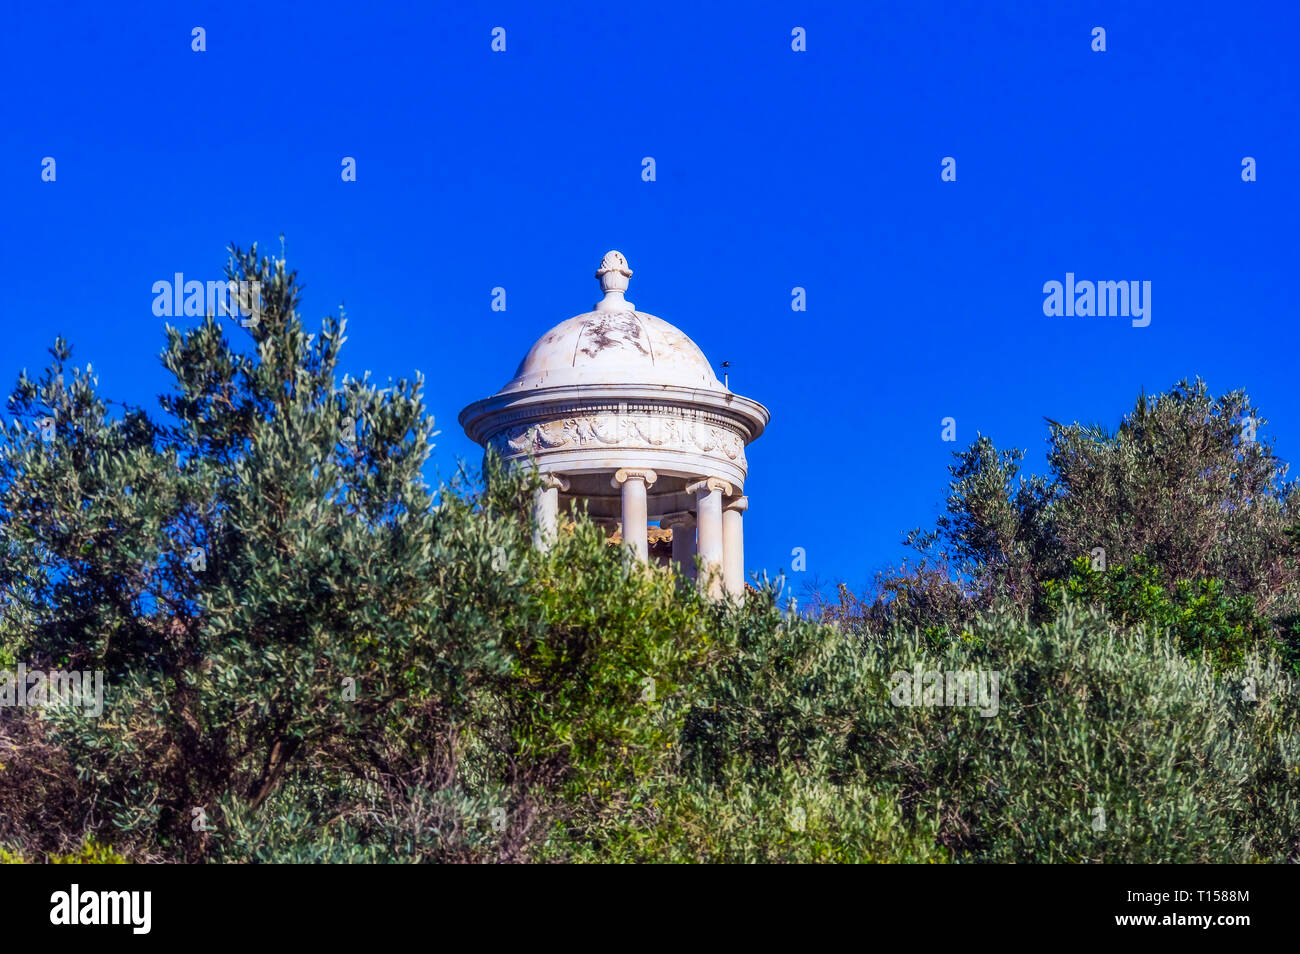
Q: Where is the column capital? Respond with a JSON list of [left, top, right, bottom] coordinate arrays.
[[660, 511, 696, 530], [686, 476, 732, 497], [724, 495, 749, 513], [611, 467, 657, 489], [539, 472, 570, 492]]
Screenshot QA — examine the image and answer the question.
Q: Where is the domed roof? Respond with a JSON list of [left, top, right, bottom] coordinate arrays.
[[503, 309, 723, 393], [499, 251, 724, 393]]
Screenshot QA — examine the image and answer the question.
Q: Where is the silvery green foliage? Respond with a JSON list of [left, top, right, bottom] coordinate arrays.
[[3, 249, 1297, 864], [837, 380, 1299, 662], [0, 244, 514, 860], [1045, 383, 1299, 620], [0, 244, 716, 861], [679, 599, 1299, 863]]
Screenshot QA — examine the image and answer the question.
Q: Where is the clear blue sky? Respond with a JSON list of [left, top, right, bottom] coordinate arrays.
[[3, 0, 1297, 593]]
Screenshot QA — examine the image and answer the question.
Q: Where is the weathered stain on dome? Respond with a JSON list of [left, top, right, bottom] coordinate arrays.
[[578, 313, 651, 360]]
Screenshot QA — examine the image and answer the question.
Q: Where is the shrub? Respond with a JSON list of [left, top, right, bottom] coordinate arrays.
[[0, 838, 128, 864], [839, 608, 1297, 862], [1041, 556, 1273, 673], [3, 244, 1297, 863]]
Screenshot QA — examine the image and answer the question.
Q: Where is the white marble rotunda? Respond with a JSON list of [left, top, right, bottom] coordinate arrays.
[[458, 251, 769, 599]]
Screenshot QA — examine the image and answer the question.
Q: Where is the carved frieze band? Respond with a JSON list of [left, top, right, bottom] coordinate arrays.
[[479, 400, 754, 438], [488, 411, 747, 465]]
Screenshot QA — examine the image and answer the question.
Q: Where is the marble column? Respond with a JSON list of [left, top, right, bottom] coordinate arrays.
[[687, 477, 731, 599], [531, 473, 570, 551], [611, 468, 657, 562], [661, 512, 698, 580], [723, 495, 748, 599]]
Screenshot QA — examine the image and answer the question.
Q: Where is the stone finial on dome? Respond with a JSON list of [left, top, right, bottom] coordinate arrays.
[[595, 250, 634, 312]]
